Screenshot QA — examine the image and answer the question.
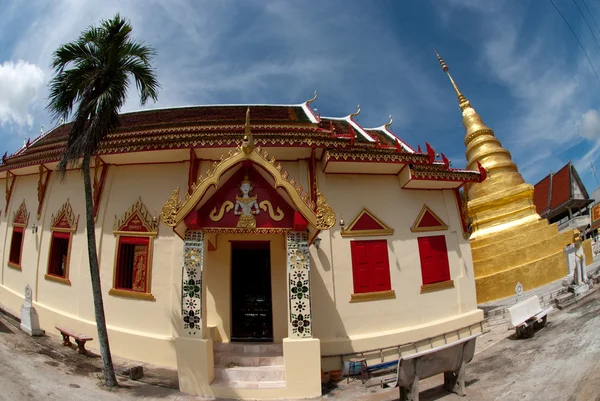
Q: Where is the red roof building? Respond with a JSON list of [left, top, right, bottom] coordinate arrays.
[[533, 162, 593, 233]]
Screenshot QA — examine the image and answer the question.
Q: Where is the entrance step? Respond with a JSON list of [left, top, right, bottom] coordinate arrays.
[[214, 342, 283, 354], [214, 365, 285, 382], [213, 342, 286, 389]]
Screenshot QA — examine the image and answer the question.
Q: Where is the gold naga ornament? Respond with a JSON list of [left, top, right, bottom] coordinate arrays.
[[209, 174, 285, 228]]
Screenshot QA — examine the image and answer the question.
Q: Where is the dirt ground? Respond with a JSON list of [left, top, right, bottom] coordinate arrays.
[[1, 291, 599, 401]]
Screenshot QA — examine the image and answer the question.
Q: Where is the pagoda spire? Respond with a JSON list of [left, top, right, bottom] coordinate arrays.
[[434, 49, 471, 111], [434, 49, 539, 239]]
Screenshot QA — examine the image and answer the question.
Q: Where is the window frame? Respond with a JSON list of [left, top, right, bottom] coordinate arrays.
[[349, 239, 396, 303], [109, 198, 158, 301], [417, 235, 455, 294], [8, 226, 25, 270], [45, 230, 73, 285]]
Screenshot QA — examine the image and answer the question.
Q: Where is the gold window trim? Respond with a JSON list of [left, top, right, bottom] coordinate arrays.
[[45, 200, 79, 285], [420, 280, 455, 294], [8, 226, 25, 271], [349, 290, 396, 303], [410, 205, 448, 232], [110, 234, 156, 302], [341, 208, 394, 237]]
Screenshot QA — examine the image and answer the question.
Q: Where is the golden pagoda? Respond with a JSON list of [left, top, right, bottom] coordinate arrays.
[[435, 51, 574, 303]]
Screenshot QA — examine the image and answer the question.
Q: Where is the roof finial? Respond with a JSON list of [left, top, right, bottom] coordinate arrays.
[[384, 114, 393, 129], [306, 90, 318, 104], [242, 107, 254, 154], [434, 49, 471, 111], [349, 104, 360, 118]]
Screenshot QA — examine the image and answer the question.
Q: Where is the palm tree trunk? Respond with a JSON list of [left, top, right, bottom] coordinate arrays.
[[82, 152, 118, 387]]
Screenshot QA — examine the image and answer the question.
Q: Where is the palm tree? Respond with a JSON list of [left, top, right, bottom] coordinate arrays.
[[47, 14, 159, 387]]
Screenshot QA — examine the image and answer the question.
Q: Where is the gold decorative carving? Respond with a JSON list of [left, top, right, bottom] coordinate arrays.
[[242, 107, 255, 155], [411, 205, 448, 232], [306, 90, 318, 104], [316, 190, 335, 230], [161, 142, 334, 231], [161, 188, 182, 227], [202, 227, 291, 235], [114, 197, 158, 234], [51, 199, 79, 231], [209, 201, 234, 222], [350, 104, 361, 118], [420, 280, 455, 294], [350, 290, 396, 303], [12, 199, 29, 227], [341, 208, 394, 237], [259, 200, 284, 221]]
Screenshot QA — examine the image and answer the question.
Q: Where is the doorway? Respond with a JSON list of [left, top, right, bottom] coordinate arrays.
[[231, 241, 273, 342]]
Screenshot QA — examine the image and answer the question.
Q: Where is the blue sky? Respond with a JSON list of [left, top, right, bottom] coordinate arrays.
[[1, 0, 600, 194]]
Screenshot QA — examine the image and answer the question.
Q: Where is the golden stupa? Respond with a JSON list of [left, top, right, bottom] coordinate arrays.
[[435, 51, 573, 303]]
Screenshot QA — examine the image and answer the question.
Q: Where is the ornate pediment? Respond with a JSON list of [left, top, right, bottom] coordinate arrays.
[[411, 205, 448, 232], [12, 200, 29, 227], [160, 108, 335, 232], [51, 199, 79, 231], [341, 208, 394, 237], [114, 198, 158, 235]]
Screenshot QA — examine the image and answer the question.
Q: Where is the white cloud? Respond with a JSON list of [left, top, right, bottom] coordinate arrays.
[[436, 0, 599, 183], [579, 109, 600, 140], [0, 60, 45, 127]]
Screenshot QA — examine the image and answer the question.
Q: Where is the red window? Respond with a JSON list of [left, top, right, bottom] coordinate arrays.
[[350, 240, 391, 294], [9, 227, 24, 267], [47, 232, 70, 278], [115, 236, 150, 292], [417, 235, 451, 286]]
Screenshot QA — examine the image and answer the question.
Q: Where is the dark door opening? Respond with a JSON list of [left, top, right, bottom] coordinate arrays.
[[231, 241, 273, 342]]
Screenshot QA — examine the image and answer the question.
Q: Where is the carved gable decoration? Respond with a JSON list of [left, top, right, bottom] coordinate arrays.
[[114, 198, 158, 234], [193, 166, 295, 231], [411, 205, 448, 232], [12, 200, 29, 227], [51, 199, 79, 231], [341, 208, 394, 237]]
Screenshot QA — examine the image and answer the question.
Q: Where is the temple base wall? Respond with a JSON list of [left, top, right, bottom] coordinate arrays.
[[0, 284, 177, 368]]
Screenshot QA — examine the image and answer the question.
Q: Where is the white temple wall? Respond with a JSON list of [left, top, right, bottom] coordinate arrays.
[[2, 174, 38, 304], [311, 170, 481, 359]]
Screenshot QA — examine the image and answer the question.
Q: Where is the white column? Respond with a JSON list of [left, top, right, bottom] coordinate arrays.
[[181, 230, 205, 337], [286, 231, 312, 338]]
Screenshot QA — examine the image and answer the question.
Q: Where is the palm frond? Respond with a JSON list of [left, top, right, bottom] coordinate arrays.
[[47, 13, 160, 176]]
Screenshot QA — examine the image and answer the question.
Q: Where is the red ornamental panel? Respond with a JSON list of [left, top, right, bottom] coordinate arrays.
[[195, 167, 295, 229], [119, 214, 149, 233], [417, 235, 451, 285], [54, 213, 72, 230]]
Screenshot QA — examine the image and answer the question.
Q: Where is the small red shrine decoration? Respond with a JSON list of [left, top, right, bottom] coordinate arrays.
[[111, 198, 157, 301], [341, 208, 394, 237], [411, 205, 448, 232]]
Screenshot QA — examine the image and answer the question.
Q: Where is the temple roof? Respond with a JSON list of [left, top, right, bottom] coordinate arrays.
[[533, 161, 593, 219], [0, 101, 484, 187]]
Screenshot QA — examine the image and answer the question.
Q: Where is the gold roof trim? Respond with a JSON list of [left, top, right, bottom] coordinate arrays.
[[51, 199, 79, 231], [114, 197, 159, 234], [161, 145, 335, 231]]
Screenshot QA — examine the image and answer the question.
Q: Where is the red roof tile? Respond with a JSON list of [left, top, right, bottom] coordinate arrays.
[[533, 175, 551, 215], [550, 164, 571, 210]]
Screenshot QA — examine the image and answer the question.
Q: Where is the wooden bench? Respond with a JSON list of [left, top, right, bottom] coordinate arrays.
[[56, 326, 93, 354], [391, 333, 481, 401], [507, 295, 552, 338]]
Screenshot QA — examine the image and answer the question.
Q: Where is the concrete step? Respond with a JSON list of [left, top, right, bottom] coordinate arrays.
[[214, 365, 285, 382], [215, 352, 284, 367], [211, 378, 286, 389], [214, 342, 283, 355]]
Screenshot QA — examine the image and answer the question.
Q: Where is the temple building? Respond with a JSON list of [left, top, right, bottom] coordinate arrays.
[[436, 52, 574, 304], [0, 97, 485, 399], [533, 161, 593, 236]]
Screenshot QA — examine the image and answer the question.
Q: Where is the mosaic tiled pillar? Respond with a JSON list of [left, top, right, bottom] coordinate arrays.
[[287, 231, 312, 338], [182, 230, 204, 337]]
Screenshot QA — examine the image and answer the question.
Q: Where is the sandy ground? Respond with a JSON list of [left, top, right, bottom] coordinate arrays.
[[1, 291, 599, 401]]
